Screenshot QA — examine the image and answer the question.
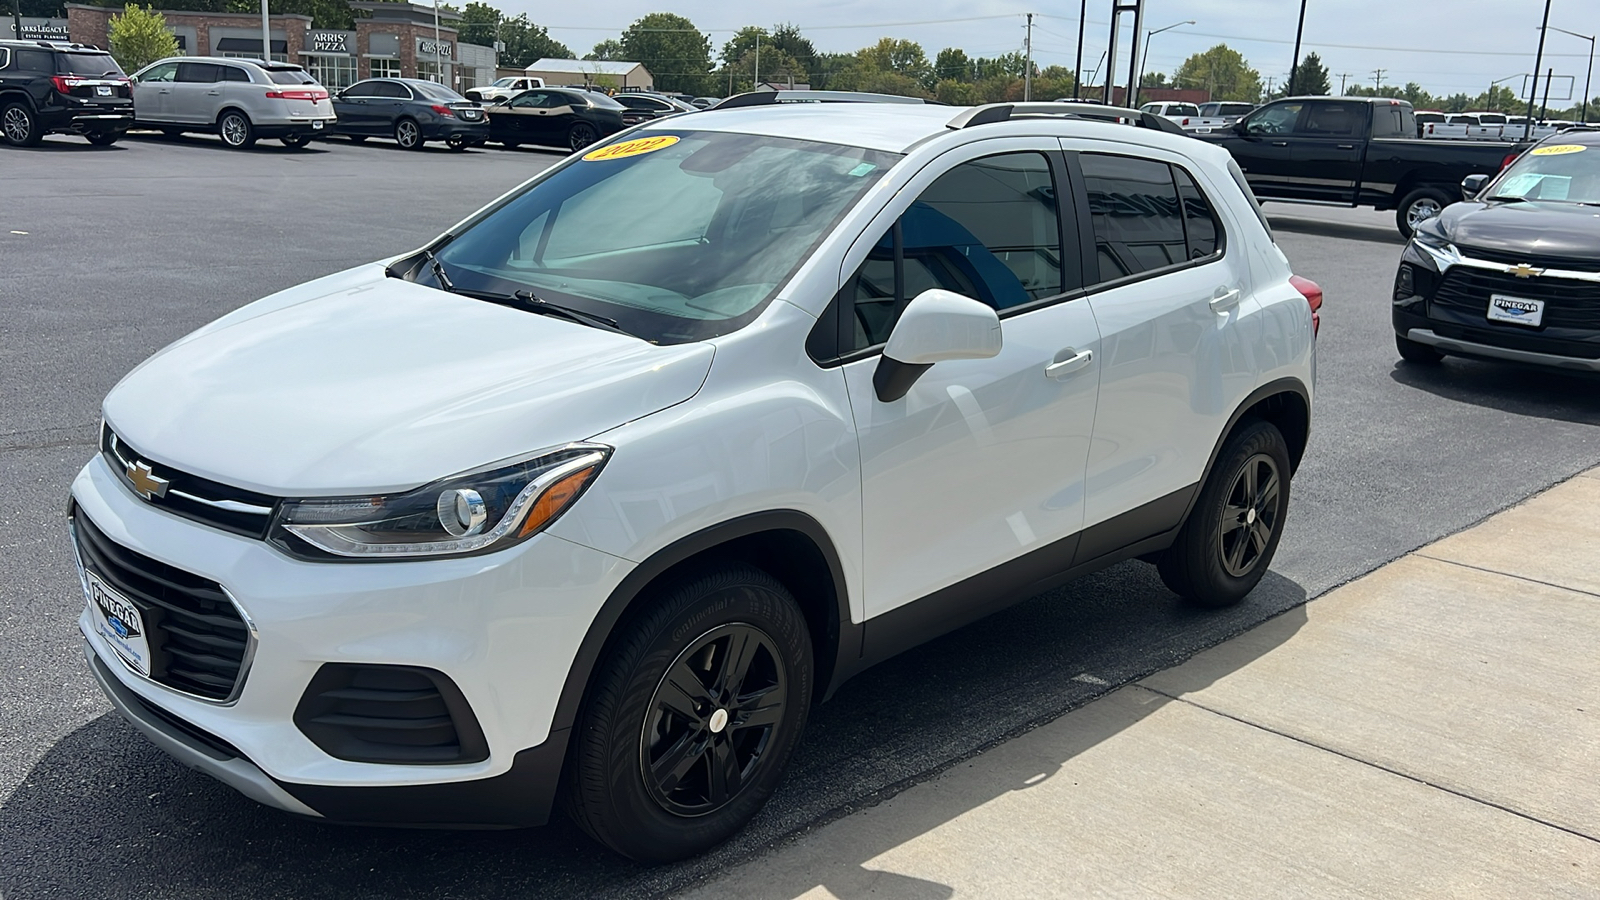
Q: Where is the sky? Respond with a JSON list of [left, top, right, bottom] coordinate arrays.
[[512, 0, 1600, 100]]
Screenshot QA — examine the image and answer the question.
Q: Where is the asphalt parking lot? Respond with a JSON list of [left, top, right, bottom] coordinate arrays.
[[3, 132, 1599, 900]]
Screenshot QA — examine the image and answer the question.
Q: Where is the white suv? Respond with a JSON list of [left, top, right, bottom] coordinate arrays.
[[130, 57, 335, 149], [71, 98, 1318, 862]]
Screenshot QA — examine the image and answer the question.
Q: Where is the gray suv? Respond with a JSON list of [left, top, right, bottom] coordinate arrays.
[[131, 57, 335, 149]]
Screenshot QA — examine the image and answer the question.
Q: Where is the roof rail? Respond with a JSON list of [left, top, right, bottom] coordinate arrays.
[[947, 102, 1186, 135], [709, 90, 936, 110]]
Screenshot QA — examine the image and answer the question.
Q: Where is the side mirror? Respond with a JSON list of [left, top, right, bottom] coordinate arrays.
[[1232, 120, 1248, 135], [1461, 173, 1489, 200], [873, 289, 1002, 402]]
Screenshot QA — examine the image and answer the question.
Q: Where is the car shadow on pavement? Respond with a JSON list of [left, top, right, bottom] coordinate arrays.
[[1266, 214, 1405, 246], [123, 132, 333, 154], [1390, 356, 1600, 426], [0, 566, 1307, 900], [7, 139, 126, 152]]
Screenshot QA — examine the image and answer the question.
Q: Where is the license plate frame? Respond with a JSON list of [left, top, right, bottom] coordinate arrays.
[[96, 85, 112, 97], [85, 570, 153, 677], [1487, 293, 1545, 328], [312, 119, 324, 130]]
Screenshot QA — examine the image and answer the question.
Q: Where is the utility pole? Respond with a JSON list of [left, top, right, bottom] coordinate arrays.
[[1540, 67, 1553, 121], [1288, 0, 1308, 95], [12, 0, 23, 44], [259, 0, 270, 66], [1024, 13, 1033, 101], [1125, 1, 1143, 109], [1526, 0, 1552, 140], [1372, 68, 1386, 91], [1073, 0, 1086, 98], [754, 31, 760, 89], [1338, 72, 1351, 94], [1264, 76, 1274, 100], [432, 0, 442, 82]]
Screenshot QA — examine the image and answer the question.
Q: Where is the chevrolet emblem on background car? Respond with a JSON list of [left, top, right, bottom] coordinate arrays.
[[1508, 263, 1544, 278], [126, 461, 169, 499]]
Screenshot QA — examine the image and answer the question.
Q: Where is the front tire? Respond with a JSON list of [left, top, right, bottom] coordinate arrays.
[[1396, 186, 1451, 239], [395, 117, 422, 150], [1396, 333, 1445, 364], [1156, 420, 1291, 608], [2, 102, 42, 147], [568, 121, 598, 151], [563, 563, 813, 863], [218, 110, 255, 149]]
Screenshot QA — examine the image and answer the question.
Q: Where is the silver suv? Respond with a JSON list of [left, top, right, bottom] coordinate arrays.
[[130, 57, 335, 149]]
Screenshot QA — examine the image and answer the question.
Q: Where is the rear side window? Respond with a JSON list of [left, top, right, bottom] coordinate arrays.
[[1372, 105, 1411, 138], [176, 62, 220, 83], [58, 52, 123, 76], [1081, 154, 1187, 281], [1227, 158, 1273, 240], [372, 81, 410, 99], [266, 68, 315, 85], [220, 66, 250, 83], [1300, 101, 1362, 137], [14, 49, 53, 72]]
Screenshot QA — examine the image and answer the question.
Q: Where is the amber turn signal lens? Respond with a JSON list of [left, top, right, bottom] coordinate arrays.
[[519, 466, 598, 537]]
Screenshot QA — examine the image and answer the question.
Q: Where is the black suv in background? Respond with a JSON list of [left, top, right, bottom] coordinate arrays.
[[0, 40, 132, 147]]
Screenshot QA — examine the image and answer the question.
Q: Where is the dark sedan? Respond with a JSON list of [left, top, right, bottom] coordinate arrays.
[[329, 78, 487, 150], [613, 91, 697, 126], [1394, 131, 1600, 371], [485, 88, 625, 152]]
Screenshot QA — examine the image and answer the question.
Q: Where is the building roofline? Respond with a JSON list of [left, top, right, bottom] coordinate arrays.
[[64, 3, 313, 22]]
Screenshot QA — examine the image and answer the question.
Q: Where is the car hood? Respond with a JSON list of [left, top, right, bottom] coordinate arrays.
[[103, 267, 714, 495], [1429, 199, 1600, 260]]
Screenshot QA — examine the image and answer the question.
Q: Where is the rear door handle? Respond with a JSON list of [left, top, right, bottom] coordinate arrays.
[[1269, 140, 1288, 146], [1209, 287, 1242, 313], [1336, 143, 1355, 149], [1044, 349, 1093, 379], [206, 90, 220, 95]]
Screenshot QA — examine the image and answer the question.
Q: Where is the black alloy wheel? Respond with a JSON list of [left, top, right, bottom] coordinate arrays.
[[2, 103, 41, 147], [640, 623, 789, 817], [1156, 419, 1291, 607], [569, 121, 598, 151], [563, 563, 813, 863], [86, 131, 119, 146], [395, 117, 422, 150]]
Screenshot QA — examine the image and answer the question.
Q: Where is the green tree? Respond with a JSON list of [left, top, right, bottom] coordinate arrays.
[[494, 14, 569, 67], [767, 24, 817, 72], [720, 26, 765, 68], [1173, 44, 1261, 102], [108, 4, 178, 72], [1141, 71, 1170, 88], [586, 39, 624, 61], [856, 37, 932, 87], [458, 1, 499, 47], [619, 12, 712, 95], [934, 47, 971, 82], [1287, 51, 1329, 95]]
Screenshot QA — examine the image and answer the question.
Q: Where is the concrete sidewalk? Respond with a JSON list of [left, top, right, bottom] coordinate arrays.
[[681, 469, 1600, 899]]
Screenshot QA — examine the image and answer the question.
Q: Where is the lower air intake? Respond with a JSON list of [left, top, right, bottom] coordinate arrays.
[[294, 664, 489, 764]]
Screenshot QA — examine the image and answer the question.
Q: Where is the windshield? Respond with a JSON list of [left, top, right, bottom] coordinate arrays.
[[58, 52, 123, 76], [413, 81, 464, 101], [1168, 104, 1200, 116], [492, 77, 517, 87], [433, 131, 899, 343], [1490, 143, 1600, 203]]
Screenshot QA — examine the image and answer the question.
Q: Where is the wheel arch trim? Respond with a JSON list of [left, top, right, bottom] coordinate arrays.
[[1182, 377, 1311, 527]]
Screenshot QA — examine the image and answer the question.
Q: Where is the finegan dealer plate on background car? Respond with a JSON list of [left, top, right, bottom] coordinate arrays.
[[1487, 294, 1545, 327], [85, 570, 151, 677]]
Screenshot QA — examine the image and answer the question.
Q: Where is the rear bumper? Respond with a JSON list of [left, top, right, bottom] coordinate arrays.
[[422, 119, 490, 141], [253, 118, 337, 139], [41, 109, 133, 134]]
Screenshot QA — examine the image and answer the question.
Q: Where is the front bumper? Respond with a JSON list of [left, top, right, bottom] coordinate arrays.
[[71, 452, 633, 825], [1401, 326, 1600, 372]]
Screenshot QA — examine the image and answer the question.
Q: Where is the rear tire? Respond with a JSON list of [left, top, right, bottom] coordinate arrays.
[[86, 131, 119, 146], [1396, 186, 1452, 239], [568, 121, 598, 151], [1156, 420, 1291, 608], [218, 110, 255, 149], [160, 127, 185, 138], [1, 102, 42, 147], [395, 117, 422, 150], [499, 140, 520, 149], [281, 133, 312, 148], [562, 563, 813, 863], [1396, 333, 1445, 364]]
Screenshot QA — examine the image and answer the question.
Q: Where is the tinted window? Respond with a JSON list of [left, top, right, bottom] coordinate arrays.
[[220, 66, 251, 83], [1372, 105, 1410, 138], [176, 62, 220, 83], [1244, 101, 1302, 135], [14, 49, 53, 72], [372, 81, 411, 99], [1300, 101, 1362, 136], [412, 80, 463, 101], [1080, 154, 1186, 282], [841, 152, 1065, 351], [139, 62, 178, 83], [0, 49, 9, 70], [1175, 168, 1221, 259], [587, 92, 625, 110], [58, 52, 123, 76], [266, 67, 315, 85], [510, 91, 548, 108], [1168, 104, 1200, 116]]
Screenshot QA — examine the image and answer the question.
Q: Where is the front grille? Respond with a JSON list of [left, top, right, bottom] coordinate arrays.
[[1457, 246, 1600, 274], [294, 664, 489, 764], [102, 425, 278, 539], [1432, 267, 1600, 331], [74, 512, 252, 701]]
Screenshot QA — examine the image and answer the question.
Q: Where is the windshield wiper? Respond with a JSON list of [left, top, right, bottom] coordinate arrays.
[[1485, 195, 1531, 203], [512, 290, 628, 335], [422, 249, 455, 292]]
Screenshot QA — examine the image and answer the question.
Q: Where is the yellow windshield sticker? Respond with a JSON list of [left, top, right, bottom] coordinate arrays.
[[1530, 144, 1586, 156], [582, 135, 681, 161]]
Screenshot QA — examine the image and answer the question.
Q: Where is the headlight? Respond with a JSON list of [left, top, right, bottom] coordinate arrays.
[[1410, 230, 1461, 270], [270, 443, 609, 560]]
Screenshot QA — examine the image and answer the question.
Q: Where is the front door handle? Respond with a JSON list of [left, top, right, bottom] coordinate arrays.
[[206, 90, 221, 95], [1209, 287, 1242, 313], [1336, 143, 1355, 149], [1270, 140, 1288, 146], [1044, 348, 1093, 380]]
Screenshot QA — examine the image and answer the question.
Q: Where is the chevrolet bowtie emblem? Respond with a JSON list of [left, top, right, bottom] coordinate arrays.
[[127, 460, 170, 500], [1508, 263, 1544, 278]]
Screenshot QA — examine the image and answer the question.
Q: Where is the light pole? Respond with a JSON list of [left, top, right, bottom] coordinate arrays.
[[1287, 0, 1308, 95], [259, 0, 270, 66], [432, 0, 442, 83], [1542, 24, 1595, 123], [1135, 19, 1193, 106], [1489, 73, 1522, 112], [1073, 0, 1086, 98], [1525, 0, 1552, 139]]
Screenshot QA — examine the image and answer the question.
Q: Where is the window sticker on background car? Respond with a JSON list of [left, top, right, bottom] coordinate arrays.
[[583, 135, 680, 161], [1497, 172, 1571, 200], [1529, 144, 1585, 156]]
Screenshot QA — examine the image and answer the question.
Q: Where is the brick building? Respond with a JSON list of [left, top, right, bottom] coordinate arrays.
[[61, 1, 492, 92]]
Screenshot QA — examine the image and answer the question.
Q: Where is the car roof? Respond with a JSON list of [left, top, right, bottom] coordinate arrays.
[[635, 102, 1227, 157], [1535, 128, 1600, 145]]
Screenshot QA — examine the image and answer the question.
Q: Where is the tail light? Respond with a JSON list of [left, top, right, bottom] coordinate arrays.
[[265, 89, 330, 101], [1290, 274, 1322, 336], [431, 104, 456, 118], [1500, 151, 1521, 170], [51, 75, 128, 94], [1181, 117, 1190, 126]]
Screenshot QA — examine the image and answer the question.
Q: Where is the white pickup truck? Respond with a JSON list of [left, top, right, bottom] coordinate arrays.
[[464, 75, 545, 104], [1422, 112, 1565, 141], [1138, 101, 1228, 133]]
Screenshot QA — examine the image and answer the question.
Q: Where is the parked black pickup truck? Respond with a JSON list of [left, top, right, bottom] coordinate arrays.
[[1197, 96, 1528, 237]]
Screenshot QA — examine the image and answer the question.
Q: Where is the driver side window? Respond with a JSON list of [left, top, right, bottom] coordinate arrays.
[[511, 91, 547, 109], [141, 62, 178, 83], [1245, 102, 1303, 135]]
